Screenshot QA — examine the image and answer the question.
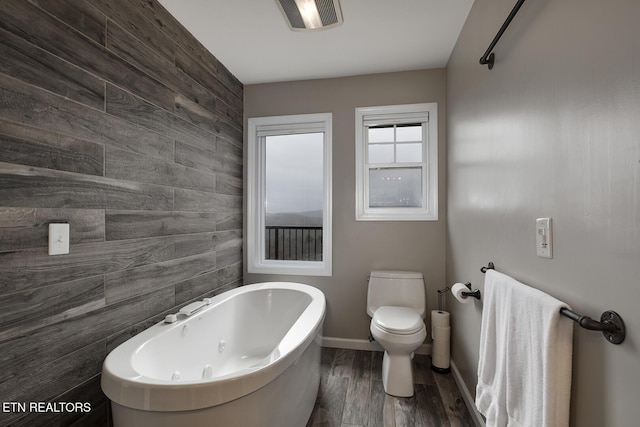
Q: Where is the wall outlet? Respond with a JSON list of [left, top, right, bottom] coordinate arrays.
[[48, 223, 70, 255], [536, 218, 552, 258]]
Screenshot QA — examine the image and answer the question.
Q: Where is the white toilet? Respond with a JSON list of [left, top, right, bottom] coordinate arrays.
[[367, 270, 427, 397]]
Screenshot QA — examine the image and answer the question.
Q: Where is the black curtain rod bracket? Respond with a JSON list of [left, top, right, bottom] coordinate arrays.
[[480, 262, 626, 344], [479, 0, 527, 69]]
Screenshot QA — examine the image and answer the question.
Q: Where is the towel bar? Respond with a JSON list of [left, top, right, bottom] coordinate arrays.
[[480, 262, 626, 344]]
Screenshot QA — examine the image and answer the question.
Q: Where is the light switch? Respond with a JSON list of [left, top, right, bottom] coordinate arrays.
[[536, 218, 552, 258], [48, 223, 70, 255]]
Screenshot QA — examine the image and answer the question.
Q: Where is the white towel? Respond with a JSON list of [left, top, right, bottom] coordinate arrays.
[[476, 270, 573, 427]]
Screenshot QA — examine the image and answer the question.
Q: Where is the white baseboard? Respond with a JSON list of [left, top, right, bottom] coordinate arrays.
[[320, 336, 431, 355], [450, 361, 485, 427]]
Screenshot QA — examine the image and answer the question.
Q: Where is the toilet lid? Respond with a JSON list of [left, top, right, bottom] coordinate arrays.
[[373, 306, 424, 335]]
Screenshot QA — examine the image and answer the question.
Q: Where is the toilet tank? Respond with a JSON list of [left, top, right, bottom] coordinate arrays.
[[366, 270, 426, 318]]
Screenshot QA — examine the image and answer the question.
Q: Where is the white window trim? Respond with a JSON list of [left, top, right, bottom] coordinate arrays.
[[355, 103, 438, 221], [247, 113, 332, 276]]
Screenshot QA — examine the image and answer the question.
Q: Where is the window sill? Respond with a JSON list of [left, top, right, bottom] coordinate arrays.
[[356, 210, 438, 221], [247, 260, 332, 276]]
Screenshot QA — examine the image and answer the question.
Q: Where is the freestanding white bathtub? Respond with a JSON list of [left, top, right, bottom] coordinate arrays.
[[101, 282, 325, 427]]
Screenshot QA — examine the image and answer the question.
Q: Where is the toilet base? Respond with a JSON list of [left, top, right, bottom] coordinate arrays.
[[381, 351, 414, 397]]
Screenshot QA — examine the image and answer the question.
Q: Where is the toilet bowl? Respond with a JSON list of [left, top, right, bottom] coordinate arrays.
[[370, 306, 426, 397], [367, 271, 426, 397]]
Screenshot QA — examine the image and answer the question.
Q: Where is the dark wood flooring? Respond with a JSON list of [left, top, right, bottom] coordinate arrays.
[[306, 348, 475, 427]]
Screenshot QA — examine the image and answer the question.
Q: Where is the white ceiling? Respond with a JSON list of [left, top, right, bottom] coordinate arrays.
[[158, 0, 475, 85]]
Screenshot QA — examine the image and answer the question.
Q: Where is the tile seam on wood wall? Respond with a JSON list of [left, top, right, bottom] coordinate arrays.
[[0, 73, 174, 162], [104, 146, 217, 193], [2, 0, 176, 111], [104, 83, 220, 149], [17, 0, 178, 111], [102, 17, 242, 128], [0, 161, 175, 211], [0, 69, 213, 155], [0, 118, 105, 177], [92, 0, 243, 121], [0, 26, 106, 110]]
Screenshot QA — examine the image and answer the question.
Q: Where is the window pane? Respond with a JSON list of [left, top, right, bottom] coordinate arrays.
[[265, 133, 324, 260], [368, 126, 394, 143], [368, 144, 394, 164], [368, 167, 422, 208], [396, 143, 422, 163], [396, 124, 423, 142]]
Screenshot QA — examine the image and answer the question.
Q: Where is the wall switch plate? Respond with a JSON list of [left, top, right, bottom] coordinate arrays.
[[536, 218, 552, 258], [48, 223, 70, 255]]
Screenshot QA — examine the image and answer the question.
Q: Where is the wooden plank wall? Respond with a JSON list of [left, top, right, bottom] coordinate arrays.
[[0, 0, 243, 425]]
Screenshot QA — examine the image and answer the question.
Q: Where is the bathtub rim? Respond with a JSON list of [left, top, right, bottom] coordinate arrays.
[[101, 282, 325, 412]]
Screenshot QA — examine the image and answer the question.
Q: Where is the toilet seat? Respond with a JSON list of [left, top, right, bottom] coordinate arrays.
[[373, 306, 424, 335]]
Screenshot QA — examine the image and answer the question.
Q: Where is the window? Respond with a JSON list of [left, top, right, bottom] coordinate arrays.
[[247, 113, 332, 276], [355, 103, 438, 221]]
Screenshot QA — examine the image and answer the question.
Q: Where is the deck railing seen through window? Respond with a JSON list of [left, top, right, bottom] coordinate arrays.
[[265, 226, 323, 261]]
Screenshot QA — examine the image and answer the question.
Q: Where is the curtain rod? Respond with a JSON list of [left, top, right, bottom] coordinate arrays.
[[479, 0, 527, 69]]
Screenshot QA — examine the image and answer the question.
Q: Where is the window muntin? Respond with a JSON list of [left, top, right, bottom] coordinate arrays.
[[367, 124, 424, 165], [355, 103, 437, 221], [247, 113, 332, 276]]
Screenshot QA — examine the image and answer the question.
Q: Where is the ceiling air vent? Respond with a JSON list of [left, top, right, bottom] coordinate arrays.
[[276, 0, 343, 31]]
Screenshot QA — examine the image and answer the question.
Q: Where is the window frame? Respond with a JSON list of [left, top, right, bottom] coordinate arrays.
[[247, 113, 332, 276], [355, 103, 438, 221]]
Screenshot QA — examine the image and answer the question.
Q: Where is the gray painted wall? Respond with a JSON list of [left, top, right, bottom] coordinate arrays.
[[447, 0, 640, 425], [244, 69, 448, 341], [0, 1, 242, 425]]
